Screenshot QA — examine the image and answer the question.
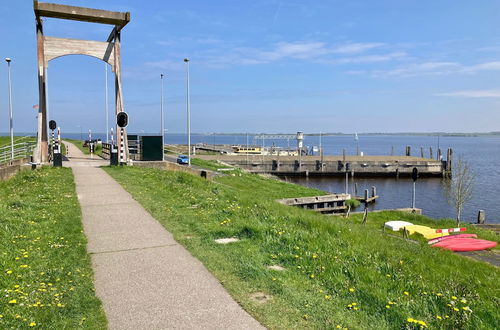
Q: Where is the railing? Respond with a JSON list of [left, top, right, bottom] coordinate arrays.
[[0, 141, 36, 165]]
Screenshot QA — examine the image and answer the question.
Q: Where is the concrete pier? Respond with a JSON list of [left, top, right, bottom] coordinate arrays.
[[195, 154, 450, 178]]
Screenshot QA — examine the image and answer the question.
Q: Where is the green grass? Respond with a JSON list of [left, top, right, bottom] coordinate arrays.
[[0, 167, 107, 329], [191, 158, 235, 171], [104, 166, 499, 329], [64, 139, 102, 157], [0, 136, 35, 148]]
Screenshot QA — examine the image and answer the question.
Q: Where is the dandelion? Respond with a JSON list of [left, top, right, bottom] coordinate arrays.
[[349, 288, 355, 292], [386, 274, 391, 277], [436, 315, 442, 320], [460, 299, 467, 304], [385, 305, 390, 309], [9, 299, 17, 304], [312, 254, 318, 259], [303, 314, 309, 320], [403, 291, 409, 296], [453, 307, 459, 312], [451, 296, 457, 300], [325, 295, 331, 300], [6, 270, 12, 274], [407, 318, 414, 323], [29, 322, 37, 327], [310, 274, 315, 279]]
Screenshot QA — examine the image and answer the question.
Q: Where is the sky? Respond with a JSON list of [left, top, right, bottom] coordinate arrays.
[[0, 0, 499, 134]]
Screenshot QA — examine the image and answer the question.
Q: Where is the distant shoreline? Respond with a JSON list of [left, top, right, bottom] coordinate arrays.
[[2, 132, 500, 137]]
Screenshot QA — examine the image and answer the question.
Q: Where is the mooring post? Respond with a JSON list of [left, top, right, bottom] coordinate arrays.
[[420, 147, 424, 158], [364, 189, 369, 202], [437, 148, 442, 161], [446, 148, 453, 173], [355, 182, 358, 196], [371, 186, 376, 198], [405, 146, 411, 156], [477, 210, 485, 224], [342, 148, 346, 163], [429, 147, 433, 159], [391, 146, 394, 156]]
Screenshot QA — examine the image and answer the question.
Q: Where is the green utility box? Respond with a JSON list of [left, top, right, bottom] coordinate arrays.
[[141, 136, 163, 161]]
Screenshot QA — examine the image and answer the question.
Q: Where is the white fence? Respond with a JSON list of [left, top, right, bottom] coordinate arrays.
[[0, 137, 36, 164]]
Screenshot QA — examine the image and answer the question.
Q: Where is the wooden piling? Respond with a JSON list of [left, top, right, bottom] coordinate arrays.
[[477, 210, 485, 224]]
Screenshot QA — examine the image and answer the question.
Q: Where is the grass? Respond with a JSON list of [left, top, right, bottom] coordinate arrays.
[[191, 157, 235, 171], [0, 167, 107, 329], [64, 139, 102, 157], [104, 165, 499, 329]]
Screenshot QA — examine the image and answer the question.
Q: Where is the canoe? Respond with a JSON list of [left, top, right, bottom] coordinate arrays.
[[384, 220, 413, 231], [431, 238, 497, 252], [428, 234, 477, 245], [402, 225, 449, 240]]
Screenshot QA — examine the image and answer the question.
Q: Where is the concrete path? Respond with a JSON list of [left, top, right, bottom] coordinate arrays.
[[63, 142, 263, 330]]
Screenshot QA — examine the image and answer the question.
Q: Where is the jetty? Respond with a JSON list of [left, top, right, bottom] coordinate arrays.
[[194, 152, 452, 178], [277, 193, 350, 214]]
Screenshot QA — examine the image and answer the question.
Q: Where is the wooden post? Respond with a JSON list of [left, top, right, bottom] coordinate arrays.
[[437, 148, 442, 161], [371, 186, 376, 198], [446, 148, 453, 174], [354, 182, 358, 196], [405, 146, 411, 156], [391, 146, 394, 156], [429, 147, 433, 159], [342, 148, 346, 162], [477, 210, 485, 224], [420, 147, 424, 158], [364, 189, 369, 201]]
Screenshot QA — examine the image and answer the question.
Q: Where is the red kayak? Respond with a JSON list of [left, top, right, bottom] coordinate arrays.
[[428, 234, 477, 245], [431, 237, 497, 252]]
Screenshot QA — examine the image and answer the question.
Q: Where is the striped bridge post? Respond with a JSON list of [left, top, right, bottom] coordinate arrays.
[[120, 127, 124, 165]]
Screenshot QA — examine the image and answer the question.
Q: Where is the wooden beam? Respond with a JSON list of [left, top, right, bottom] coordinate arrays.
[[43, 37, 115, 68], [34, 1, 130, 27]]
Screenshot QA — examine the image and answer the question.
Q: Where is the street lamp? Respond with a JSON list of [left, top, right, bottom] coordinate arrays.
[[160, 73, 165, 161], [5, 58, 14, 160], [184, 58, 191, 166]]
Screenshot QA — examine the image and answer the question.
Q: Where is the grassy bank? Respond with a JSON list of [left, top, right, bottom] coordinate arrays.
[[64, 139, 102, 157], [105, 166, 499, 329], [0, 167, 106, 329]]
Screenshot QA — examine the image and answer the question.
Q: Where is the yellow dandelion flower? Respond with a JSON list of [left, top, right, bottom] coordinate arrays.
[[386, 274, 391, 277], [351, 302, 357, 306], [312, 254, 318, 259], [29, 322, 37, 327], [451, 296, 457, 300], [436, 315, 442, 320], [9, 299, 17, 304], [349, 288, 355, 292], [403, 291, 409, 296], [310, 274, 315, 279], [460, 299, 467, 304], [453, 307, 459, 312], [385, 305, 390, 309], [407, 318, 414, 323], [6, 270, 12, 274]]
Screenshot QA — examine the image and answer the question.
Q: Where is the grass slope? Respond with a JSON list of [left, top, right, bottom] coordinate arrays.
[[105, 166, 499, 329], [0, 168, 107, 329]]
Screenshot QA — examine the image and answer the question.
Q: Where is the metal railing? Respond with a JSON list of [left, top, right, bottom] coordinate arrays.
[[0, 141, 36, 165]]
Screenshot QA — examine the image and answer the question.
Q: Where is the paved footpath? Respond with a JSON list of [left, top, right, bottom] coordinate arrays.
[[63, 142, 264, 330]]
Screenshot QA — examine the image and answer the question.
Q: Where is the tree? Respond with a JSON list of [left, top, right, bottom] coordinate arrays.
[[443, 156, 474, 226]]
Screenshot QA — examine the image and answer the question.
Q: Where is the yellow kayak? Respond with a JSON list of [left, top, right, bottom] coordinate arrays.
[[401, 225, 449, 240]]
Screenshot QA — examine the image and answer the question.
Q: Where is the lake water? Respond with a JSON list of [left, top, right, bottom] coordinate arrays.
[[5, 132, 500, 223]]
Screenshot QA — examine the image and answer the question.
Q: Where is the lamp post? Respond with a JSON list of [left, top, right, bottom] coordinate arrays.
[[184, 58, 191, 166], [160, 73, 165, 161], [5, 58, 14, 160], [105, 63, 109, 143]]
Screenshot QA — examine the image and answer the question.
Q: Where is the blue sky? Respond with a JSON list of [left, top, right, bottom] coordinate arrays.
[[1, 0, 499, 134]]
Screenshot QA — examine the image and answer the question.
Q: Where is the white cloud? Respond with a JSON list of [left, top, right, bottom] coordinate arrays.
[[372, 61, 500, 77], [436, 89, 500, 98]]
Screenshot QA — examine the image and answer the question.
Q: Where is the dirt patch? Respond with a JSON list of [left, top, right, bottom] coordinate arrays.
[[249, 291, 272, 304], [268, 264, 285, 271]]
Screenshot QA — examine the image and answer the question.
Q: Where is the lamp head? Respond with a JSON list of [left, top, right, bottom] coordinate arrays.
[[184, 58, 189, 63], [5, 58, 12, 63]]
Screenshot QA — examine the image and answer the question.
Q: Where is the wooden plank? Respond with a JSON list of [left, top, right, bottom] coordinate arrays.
[[43, 37, 115, 67], [277, 194, 350, 206], [34, 1, 130, 27]]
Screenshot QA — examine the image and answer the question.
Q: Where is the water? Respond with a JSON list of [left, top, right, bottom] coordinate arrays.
[[4, 132, 500, 223]]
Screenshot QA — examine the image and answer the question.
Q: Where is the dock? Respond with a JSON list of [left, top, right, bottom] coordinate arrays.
[[194, 153, 452, 178], [277, 194, 350, 214]]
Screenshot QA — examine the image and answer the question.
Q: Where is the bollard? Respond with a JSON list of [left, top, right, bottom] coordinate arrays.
[[364, 189, 369, 201], [371, 186, 376, 198], [405, 146, 411, 156], [420, 147, 424, 158], [429, 147, 433, 159], [477, 210, 485, 224], [355, 182, 358, 196]]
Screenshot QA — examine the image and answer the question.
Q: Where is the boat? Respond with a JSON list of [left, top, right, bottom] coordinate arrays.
[[431, 238, 497, 252], [384, 220, 413, 231], [428, 234, 477, 245], [402, 225, 449, 240]]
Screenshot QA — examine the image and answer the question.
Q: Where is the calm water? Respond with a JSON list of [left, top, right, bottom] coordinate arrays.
[[6, 133, 500, 223]]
